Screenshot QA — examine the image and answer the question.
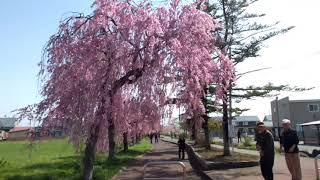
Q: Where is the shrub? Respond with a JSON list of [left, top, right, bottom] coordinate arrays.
[[179, 132, 188, 139], [243, 137, 253, 147], [211, 140, 223, 146]]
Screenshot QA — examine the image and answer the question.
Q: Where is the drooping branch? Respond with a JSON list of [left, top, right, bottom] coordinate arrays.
[[111, 67, 144, 94]]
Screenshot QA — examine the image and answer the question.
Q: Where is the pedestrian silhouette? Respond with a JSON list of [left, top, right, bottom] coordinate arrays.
[[178, 137, 186, 160], [149, 133, 153, 144], [155, 132, 159, 143]]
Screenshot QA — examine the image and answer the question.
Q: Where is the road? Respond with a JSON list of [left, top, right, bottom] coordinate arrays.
[[114, 140, 201, 180]]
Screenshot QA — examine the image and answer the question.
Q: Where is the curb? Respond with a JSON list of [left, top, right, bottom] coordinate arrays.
[[161, 138, 213, 180], [161, 138, 261, 180]]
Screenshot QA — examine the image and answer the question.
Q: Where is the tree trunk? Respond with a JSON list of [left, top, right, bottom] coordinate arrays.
[[108, 123, 116, 161], [203, 115, 211, 150], [192, 121, 197, 141], [123, 132, 128, 152], [83, 93, 106, 180], [138, 133, 141, 142], [223, 99, 231, 156], [132, 136, 135, 145], [201, 87, 210, 149], [108, 91, 116, 161], [83, 132, 98, 180]]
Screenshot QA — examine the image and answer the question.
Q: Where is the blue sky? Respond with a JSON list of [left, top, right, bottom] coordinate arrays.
[[0, 0, 92, 117]]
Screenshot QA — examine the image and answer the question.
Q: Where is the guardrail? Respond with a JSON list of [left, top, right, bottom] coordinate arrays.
[[315, 154, 320, 179], [143, 161, 186, 180]]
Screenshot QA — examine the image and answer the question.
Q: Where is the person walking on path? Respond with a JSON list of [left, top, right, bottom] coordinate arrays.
[[149, 133, 153, 144], [178, 136, 186, 160], [280, 119, 302, 180], [237, 129, 242, 143], [155, 132, 159, 143], [256, 122, 275, 180]]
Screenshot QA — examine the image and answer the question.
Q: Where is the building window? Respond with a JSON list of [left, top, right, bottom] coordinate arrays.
[[243, 122, 248, 126], [308, 104, 319, 112]]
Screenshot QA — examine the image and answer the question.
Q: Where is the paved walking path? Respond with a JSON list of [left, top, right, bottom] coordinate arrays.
[[208, 144, 317, 179], [114, 140, 201, 180], [163, 136, 318, 180], [205, 153, 316, 180]]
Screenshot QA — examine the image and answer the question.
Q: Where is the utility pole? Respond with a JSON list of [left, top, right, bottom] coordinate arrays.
[[275, 96, 281, 139]]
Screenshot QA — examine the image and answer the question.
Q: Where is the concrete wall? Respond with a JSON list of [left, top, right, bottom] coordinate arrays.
[[290, 101, 320, 124], [271, 97, 291, 138], [290, 101, 320, 139]]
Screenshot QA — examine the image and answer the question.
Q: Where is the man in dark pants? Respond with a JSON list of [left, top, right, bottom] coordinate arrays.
[[256, 122, 275, 180], [155, 132, 159, 143], [237, 129, 242, 143], [280, 119, 302, 180], [178, 137, 186, 159], [149, 133, 153, 144]]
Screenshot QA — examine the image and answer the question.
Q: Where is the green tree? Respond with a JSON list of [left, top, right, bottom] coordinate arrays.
[[201, 0, 299, 155], [208, 118, 222, 132]]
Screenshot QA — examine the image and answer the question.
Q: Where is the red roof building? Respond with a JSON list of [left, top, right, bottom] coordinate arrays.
[[8, 127, 33, 140]]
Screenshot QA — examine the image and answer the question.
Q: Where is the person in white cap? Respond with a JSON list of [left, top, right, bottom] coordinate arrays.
[[280, 119, 302, 180]]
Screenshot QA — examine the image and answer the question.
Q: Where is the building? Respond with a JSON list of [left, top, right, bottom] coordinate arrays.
[[0, 117, 17, 131], [263, 115, 273, 128], [30, 127, 65, 139], [8, 127, 32, 140], [271, 97, 320, 141], [0, 118, 17, 140], [233, 116, 260, 136]]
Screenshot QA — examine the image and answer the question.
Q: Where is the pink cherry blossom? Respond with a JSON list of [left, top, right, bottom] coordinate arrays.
[[16, 0, 234, 174]]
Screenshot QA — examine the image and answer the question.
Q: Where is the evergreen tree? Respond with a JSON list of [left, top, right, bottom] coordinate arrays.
[[201, 0, 298, 155]]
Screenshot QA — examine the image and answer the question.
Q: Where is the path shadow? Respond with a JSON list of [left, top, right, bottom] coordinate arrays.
[[207, 167, 261, 180]]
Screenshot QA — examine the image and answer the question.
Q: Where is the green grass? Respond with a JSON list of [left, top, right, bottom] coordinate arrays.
[[237, 144, 256, 151], [196, 147, 259, 162], [211, 140, 224, 146], [0, 138, 152, 180]]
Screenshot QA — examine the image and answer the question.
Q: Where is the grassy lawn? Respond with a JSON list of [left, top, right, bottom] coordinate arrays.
[[196, 147, 259, 162], [0, 138, 152, 180], [237, 144, 257, 151]]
